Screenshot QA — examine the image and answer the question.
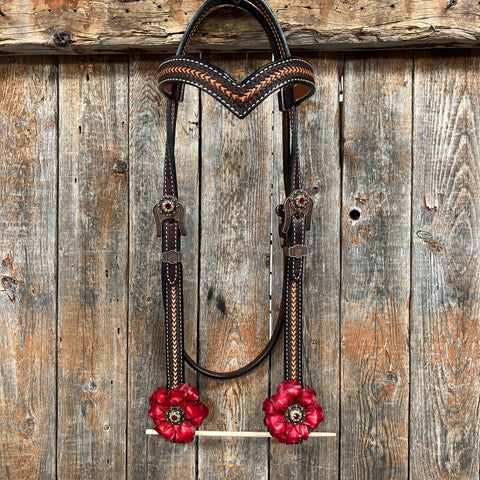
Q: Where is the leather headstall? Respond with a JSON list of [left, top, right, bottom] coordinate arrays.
[[148, 0, 324, 445]]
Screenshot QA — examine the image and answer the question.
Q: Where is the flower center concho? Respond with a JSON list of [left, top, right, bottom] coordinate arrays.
[[166, 406, 186, 425], [263, 379, 324, 444], [285, 404, 306, 425], [149, 383, 209, 443]]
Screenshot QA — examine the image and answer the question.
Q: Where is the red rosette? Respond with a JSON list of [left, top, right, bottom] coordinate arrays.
[[149, 383, 209, 443], [263, 379, 324, 444]]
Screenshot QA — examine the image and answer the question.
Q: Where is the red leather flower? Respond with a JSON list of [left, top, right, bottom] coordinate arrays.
[[149, 383, 209, 443], [263, 379, 324, 444]]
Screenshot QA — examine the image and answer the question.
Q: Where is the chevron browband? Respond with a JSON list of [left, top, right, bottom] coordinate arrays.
[[158, 56, 315, 119], [148, 0, 324, 445]]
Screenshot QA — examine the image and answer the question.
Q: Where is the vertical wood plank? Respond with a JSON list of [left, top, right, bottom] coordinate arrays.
[[411, 50, 480, 479], [128, 54, 199, 479], [197, 54, 271, 480], [341, 52, 411, 479], [0, 56, 57, 480], [57, 56, 128, 479], [269, 52, 341, 479]]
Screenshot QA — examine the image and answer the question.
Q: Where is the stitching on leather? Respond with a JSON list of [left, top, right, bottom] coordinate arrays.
[[178, 268, 184, 382], [165, 222, 179, 285], [290, 280, 298, 379], [159, 76, 314, 118], [160, 57, 313, 86], [159, 67, 313, 104], [171, 285, 178, 386], [180, 0, 286, 58], [165, 289, 171, 388], [286, 260, 292, 379]]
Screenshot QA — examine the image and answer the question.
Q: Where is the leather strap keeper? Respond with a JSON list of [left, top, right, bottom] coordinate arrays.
[[284, 244, 308, 258], [162, 250, 183, 264]]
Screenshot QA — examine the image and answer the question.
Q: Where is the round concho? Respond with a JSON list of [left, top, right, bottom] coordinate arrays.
[[291, 190, 310, 210], [160, 196, 178, 215], [166, 406, 186, 425], [285, 404, 306, 425]]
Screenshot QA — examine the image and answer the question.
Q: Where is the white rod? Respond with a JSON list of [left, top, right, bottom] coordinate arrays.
[[146, 429, 336, 438]]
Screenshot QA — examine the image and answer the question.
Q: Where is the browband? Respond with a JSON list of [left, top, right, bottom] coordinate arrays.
[[148, 0, 324, 445]]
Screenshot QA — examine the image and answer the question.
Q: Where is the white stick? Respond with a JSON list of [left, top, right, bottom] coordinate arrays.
[[145, 429, 336, 438]]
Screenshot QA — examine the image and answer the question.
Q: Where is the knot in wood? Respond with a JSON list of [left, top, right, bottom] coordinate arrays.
[[21, 417, 36, 437], [112, 161, 128, 174], [53, 30, 73, 47]]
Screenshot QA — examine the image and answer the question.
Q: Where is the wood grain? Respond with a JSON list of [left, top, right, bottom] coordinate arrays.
[[269, 53, 341, 479], [0, 56, 57, 480], [410, 50, 480, 479], [127, 54, 199, 479], [0, 0, 480, 54], [340, 52, 411, 479], [5, 50, 480, 479], [56, 55, 129, 479], [196, 53, 271, 480]]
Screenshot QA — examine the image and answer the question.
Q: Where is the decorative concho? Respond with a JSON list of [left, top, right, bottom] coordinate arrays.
[[280, 189, 314, 233], [166, 406, 186, 425], [285, 404, 306, 425], [159, 196, 178, 215], [153, 195, 187, 237], [290, 190, 310, 210]]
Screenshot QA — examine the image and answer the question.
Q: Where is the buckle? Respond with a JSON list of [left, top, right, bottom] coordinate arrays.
[[162, 250, 183, 264], [280, 190, 314, 233], [153, 195, 187, 237], [284, 245, 308, 258]]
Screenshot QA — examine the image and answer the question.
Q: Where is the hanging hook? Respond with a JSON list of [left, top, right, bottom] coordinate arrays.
[[446, 0, 457, 8]]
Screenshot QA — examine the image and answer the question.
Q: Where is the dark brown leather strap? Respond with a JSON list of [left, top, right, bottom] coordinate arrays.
[[184, 301, 285, 379], [156, 0, 314, 389]]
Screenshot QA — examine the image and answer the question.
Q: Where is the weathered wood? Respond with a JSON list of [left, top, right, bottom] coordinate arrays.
[[197, 53, 271, 480], [56, 55, 129, 479], [5, 49, 480, 479], [410, 50, 480, 479], [0, 0, 479, 55], [269, 52, 341, 479], [340, 52, 411, 479], [0, 56, 57, 480], [127, 54, 199, 478]]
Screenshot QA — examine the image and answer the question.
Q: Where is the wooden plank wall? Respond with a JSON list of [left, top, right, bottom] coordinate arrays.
[[2, 0, 480, 54], [1, 50, 480, 479]]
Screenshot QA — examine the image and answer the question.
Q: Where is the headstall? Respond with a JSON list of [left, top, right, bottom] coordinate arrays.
[[148, 0, 324, 445]]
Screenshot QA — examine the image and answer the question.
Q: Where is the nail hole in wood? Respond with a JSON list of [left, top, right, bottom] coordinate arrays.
[[349, 209, 361, 221]]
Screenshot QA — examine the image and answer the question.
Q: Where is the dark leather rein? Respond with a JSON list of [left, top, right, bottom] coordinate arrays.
[[149, 0, 322, 444]]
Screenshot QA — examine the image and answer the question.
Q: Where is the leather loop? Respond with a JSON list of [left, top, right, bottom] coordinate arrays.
[[184, 304, 285, 379], [177, 0, 290, 58]]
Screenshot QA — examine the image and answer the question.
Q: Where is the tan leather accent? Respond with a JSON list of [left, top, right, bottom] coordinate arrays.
[[293, 83, 311, 103]]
